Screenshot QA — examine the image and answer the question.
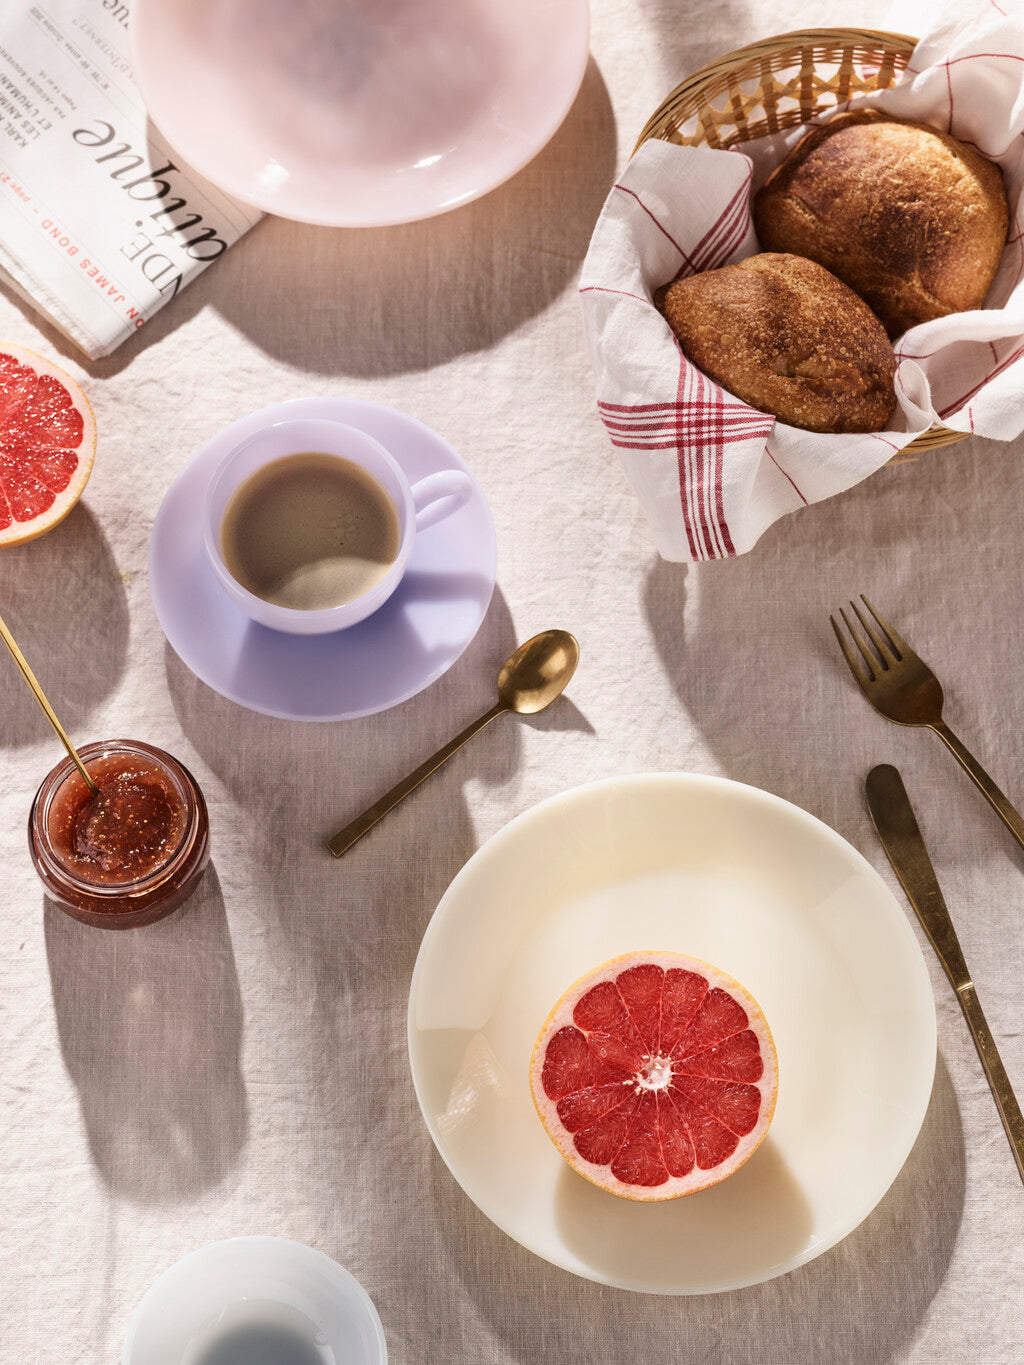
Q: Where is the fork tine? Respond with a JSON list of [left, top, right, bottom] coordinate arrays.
[[830, 613, 874, 688], [860, 596, 908, 661], [850, 599, 896, 669], [837, 607, 879, 683]]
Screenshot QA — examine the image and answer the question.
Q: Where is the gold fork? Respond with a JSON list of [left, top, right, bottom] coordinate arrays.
[[831, 596, 1024, 857]]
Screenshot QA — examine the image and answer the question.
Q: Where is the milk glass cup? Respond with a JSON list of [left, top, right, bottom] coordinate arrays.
[[121, 1236, 387, 1365], [201, 418, 473, 635]]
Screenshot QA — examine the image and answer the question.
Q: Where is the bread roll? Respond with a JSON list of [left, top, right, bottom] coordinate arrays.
[[657, 253, 897, 433], [754, 110, 1008, 338]]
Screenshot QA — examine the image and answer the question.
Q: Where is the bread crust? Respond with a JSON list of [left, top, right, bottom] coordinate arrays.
[[657, 253, 897, 433], [754, 110, 1008, 338]]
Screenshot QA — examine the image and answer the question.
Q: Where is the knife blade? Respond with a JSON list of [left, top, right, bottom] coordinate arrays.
[[866, 763, 1024, 1186]]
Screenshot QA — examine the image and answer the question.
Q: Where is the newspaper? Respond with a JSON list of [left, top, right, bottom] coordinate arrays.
[[0, 1, 262, 358]]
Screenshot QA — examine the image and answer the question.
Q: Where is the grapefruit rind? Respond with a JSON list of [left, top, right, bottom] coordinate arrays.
[[529, 950, 778, 1202], [0, 343, 96, 547]]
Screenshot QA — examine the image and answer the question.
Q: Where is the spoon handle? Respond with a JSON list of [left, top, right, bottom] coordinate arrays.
[[0, 608, 99, 796], [326, 701, 508, 858]]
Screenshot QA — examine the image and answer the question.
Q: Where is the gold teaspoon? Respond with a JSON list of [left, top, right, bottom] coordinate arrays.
[[327, 629, 580, 858], [0, 608, 100, 796]]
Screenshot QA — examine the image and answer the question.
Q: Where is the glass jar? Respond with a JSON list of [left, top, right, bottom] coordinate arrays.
[[28, 739, 210, 929]]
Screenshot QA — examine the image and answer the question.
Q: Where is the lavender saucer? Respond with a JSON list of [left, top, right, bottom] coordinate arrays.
[[148, 398, 496, 721]]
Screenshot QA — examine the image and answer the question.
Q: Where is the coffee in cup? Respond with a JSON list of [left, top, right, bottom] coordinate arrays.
[[202, 418, 473, 636], [219, 452, 400, 611]]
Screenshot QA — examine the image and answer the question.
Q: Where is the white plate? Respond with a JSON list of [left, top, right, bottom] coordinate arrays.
[[408, 773, 936, 1294]]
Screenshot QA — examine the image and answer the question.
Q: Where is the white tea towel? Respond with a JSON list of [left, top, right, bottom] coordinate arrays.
[[581, 8, 1024, 561]]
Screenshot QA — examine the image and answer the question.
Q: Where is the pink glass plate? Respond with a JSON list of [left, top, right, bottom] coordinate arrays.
[[131, 0, 591, 226]]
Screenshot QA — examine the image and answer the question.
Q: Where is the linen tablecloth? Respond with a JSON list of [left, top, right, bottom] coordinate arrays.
[[2, 1, 1022, 1360]]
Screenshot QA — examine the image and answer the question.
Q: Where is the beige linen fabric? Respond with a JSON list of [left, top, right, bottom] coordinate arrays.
[[1, 1, 1022, 1361]]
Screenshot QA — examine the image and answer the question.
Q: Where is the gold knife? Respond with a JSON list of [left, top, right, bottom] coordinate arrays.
[[866, 763, 1024, 1187]]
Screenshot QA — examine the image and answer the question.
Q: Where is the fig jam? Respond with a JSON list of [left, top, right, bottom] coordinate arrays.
[[49, 753, 187, 883], [29, 740, 209, 928]]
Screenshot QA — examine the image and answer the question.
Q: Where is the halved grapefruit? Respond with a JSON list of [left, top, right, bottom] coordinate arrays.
[[0, 343, 96, 546], [530, 951, 778, 1201]]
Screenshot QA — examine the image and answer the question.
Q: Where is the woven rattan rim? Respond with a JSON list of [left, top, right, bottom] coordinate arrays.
[[636, 28, 967, 453]]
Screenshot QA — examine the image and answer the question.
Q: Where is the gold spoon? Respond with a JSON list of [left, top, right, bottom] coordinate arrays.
[[327, 628, 580, 858], [0, 608, 99, 796]]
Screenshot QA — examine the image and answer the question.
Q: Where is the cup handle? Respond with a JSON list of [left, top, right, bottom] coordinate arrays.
[[411, 470, 474, 533]]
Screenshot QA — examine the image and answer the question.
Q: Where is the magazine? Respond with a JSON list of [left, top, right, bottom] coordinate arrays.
[[0, 1, 261, 358]]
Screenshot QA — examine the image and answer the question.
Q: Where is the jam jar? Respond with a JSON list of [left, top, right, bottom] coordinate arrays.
[[28, 739, 210, 928]]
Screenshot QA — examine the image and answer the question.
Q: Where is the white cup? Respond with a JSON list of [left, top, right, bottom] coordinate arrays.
[[121, 1236, 387, 1365], [201, 418, 473, 635]]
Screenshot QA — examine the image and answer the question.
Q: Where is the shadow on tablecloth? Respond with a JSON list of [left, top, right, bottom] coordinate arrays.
[[193, 57, 617, 380], [43, 864, 248, 1204], [161, 581, 591, 992], [641, 436, 1024, 869], [0, 502, 128, 749]]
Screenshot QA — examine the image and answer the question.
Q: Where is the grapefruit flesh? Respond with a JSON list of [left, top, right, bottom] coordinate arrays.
[[530, 951, 778, 1201], [0, 344, 96, 546]]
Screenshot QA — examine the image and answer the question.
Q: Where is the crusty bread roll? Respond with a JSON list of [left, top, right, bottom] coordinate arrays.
[[754, 110, 1008, 338], [656, 253, 897, 433]]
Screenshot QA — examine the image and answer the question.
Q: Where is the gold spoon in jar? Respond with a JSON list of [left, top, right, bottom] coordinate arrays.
[[327, 628, 580, 858], [0, 608, 99, 796]]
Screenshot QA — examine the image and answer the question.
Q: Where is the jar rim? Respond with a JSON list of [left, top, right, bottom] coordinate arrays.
[[30, 739, 198, 898]]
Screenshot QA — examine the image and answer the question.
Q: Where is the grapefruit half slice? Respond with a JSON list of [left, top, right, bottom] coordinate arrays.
[[0, 343, 96, 546], [530, 951, 778, 1201]]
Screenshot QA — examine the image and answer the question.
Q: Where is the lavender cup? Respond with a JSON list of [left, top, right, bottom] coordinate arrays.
[[201, 418, 472, 636]]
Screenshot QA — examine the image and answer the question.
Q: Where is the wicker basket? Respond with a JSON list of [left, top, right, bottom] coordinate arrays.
[[635, 28, 965, 455]]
